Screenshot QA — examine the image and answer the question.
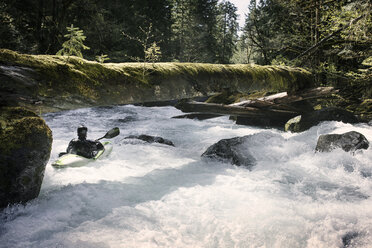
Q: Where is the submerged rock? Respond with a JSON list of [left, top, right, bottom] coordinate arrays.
[[0, 107, 52, 208], [202, 136, 255, 168], [342, 231, 359, 247], [124, 134, 175, 146], [315, 131, 369, 153], [201, 132, 283, 169], [285, 107, 359, 132]]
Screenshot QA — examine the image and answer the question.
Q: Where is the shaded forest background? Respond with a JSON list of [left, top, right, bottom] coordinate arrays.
[[0, 0, 371, 90]]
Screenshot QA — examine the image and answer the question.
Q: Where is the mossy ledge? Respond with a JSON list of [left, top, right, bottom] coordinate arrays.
[[0, 49, 314, 113]]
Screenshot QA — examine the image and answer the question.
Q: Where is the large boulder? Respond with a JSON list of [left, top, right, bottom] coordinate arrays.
[[201, 132, 284, 169], [0, 107, 52, 208], [315, 131, 369, 152], [285, 107, 359, 132]]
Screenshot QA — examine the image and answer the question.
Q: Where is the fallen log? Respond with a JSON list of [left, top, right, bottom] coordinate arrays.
[[175, 101, 298, 127], [175, 101, 298, 117], [174, 87, 338, 127], [172, 113, 224, 120], [233, 87, 337, 108]]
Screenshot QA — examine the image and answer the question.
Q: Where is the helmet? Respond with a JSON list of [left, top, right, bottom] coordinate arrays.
[[77, 125, 88, 140]]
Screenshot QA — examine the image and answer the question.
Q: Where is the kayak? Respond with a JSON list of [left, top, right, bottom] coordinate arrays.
[[51, 141, 113, 168]]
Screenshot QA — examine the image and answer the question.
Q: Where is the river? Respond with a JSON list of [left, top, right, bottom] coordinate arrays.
[[1, 105, 372, 247]]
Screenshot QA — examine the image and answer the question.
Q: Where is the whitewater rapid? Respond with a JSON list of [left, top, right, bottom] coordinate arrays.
[[1, 105, 372, 248]]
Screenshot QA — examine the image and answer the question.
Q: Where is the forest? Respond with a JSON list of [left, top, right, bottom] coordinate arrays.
[[0, 0, 371, 87]]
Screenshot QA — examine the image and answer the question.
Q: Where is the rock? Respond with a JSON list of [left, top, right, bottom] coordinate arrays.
[[0, 107, 53, 208], [201, 132, 283, 169], [315, 131, 369, 152], [284, 115, 302, 132], [124, 134, 175, 146], [285, 107, 359, 132], [342, 232, 359, 247], [202, 136, 255, 168]]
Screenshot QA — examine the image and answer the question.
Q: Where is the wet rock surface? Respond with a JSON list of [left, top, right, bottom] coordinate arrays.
[[0, 107, 52, 208], [201, 132, 284, 169], [342, 231, 359, 247], [315, 131, 369, 153], [285, 107, 359, 132]]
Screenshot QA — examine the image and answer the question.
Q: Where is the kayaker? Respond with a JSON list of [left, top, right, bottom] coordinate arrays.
[[66, 125, 104, 158]]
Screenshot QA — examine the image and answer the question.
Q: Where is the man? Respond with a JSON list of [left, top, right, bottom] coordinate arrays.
[[66, 125, 104, 158]]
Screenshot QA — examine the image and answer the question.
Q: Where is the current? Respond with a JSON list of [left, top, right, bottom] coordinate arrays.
[[1, 105, 372, 248]]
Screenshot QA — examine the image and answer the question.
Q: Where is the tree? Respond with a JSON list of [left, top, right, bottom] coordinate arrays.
[[216, 0, 238, 63], [170, 0, 221, 62], [123, 23, 162, 80], [57, 24, 90, 58], [171, 0, 193, 61], [95, 54, 110, 63], [0, 2, 22, 50]]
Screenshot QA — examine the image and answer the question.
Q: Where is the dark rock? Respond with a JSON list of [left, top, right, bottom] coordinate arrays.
[[315, 131, 369, 152], [342, 232, 359, 247], [236, 115, 289, 128], [0, 107, 53, 208], [201, 132, 283, 169], [124, 134, 175, 147], [202, 136, 255, 168], [285, 107, 359, 132]]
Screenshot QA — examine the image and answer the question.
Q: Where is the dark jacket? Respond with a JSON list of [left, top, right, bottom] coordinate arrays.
[[67, 139, 104, 158]]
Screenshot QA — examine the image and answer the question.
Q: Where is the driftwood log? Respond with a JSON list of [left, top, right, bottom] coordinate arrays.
[[173, 87, 338, 127]]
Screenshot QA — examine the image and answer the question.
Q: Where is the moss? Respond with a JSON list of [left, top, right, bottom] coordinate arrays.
[[0, 107, 52, 155], [0, 49, 314, 112], [347, 99, 372, 121], [285, 115, 302, 132]]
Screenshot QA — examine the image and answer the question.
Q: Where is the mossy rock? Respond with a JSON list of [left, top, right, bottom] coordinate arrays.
[[0, 107, 52, 208]]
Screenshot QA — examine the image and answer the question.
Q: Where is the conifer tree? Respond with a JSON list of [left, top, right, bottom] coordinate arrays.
[[57, 24, 90, 58], [216, 0, 238, 63]]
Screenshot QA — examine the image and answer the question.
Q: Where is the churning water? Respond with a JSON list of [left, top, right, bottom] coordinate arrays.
[[1, 105, 372, 248]]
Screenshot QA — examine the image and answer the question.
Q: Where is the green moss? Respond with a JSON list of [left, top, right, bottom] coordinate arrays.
[[0, 107, 52, 155], [347, 99, 372, 121], [0, 49, 314, 111]]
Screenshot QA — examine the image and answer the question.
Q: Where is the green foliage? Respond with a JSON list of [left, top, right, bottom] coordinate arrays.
[[57, 25, 90, 58], [215, 0, 239, 63], [95, 54, 110, 63], [0, 3, 21, 50], [123, 24, 163, 81], [2, 0, 239, 63], [171, 0, 233, 63], [145, 42, 162, 64], [242, 0, 371, 88]]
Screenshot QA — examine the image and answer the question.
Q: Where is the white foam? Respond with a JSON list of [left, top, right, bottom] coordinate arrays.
[[1, 105, 371, 248]]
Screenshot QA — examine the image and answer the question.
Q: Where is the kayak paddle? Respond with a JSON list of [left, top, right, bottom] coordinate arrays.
[[97, 127, 120, 140]]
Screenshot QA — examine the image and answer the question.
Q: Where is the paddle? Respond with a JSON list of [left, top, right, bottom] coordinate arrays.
[[96, 127, 120, 140], [58, 127, 120, 157]]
